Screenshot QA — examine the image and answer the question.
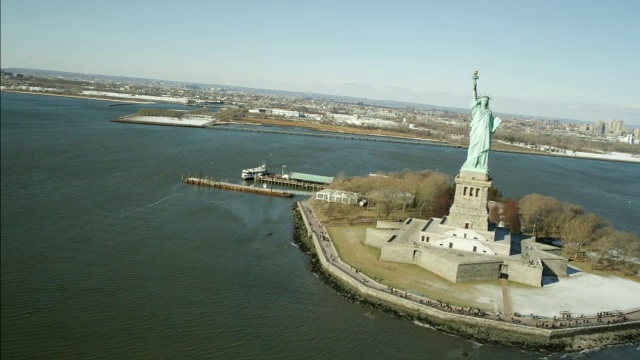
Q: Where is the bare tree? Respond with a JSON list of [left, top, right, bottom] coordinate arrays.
[[608, 231, 640, 270], [589, 230, 615, 269], [488, 204, 501, 224], [561, 213, 606, 260], [502, 199, 521, 233], [380, 200, 393, 220]]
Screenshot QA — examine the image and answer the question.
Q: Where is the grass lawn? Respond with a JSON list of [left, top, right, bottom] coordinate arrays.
[[307, 198, 502, 309], [328, 225, 501, 309]]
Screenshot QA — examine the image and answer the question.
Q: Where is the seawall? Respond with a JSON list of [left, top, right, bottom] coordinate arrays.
[[292, 202, 640, 352]]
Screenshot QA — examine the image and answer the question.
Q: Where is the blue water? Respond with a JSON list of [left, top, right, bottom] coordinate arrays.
[[1, 92, 638, 359]]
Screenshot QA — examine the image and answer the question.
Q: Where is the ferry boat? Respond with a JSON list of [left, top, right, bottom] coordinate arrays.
[[241, 163, 269, 180]]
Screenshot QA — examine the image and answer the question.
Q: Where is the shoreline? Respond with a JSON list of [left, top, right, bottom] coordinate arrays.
[[292, 202, 640, 352], [5, 90, 638, 164], [217, 121, 640, 164], [1, 90, 153, 104]]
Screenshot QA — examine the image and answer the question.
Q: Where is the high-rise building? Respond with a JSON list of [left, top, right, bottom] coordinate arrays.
[[608, 119, 625, 134], [593, 120, 606, 135]]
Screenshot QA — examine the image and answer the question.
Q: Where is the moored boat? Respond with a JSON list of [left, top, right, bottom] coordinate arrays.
[[241, 163, 270, 180]]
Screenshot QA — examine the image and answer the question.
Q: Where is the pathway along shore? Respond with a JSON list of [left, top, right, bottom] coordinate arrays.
[[292, 201, 640, 353]]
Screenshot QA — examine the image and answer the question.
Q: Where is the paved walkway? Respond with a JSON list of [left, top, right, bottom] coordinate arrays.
[[297, 200, 638, 330], [500, 278, 513, 316]]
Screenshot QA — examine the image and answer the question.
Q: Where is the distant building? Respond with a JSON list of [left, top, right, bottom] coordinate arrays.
[[271, 109, 301, 117], [592, 120, 606, 135], [583, 119, 626, 136], [608, 119, 625, 134], [619, 134, 634, 144]]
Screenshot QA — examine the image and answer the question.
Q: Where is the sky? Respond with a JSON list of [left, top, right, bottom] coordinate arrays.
[[2, 0, 639, 125]]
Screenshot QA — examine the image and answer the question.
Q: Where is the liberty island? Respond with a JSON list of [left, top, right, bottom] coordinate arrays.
[[294, 72, 639, 352]]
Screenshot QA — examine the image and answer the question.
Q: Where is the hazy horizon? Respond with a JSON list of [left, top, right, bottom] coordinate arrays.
[[2, 0, 638, 124]]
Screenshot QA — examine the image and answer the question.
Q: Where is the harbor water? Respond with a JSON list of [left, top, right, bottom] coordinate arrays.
[[1, 92, 639, 359]]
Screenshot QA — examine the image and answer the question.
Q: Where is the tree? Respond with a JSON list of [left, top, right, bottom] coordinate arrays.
[[488, 187, 502, 201], [488, 204, 500, 224], [502, 199, 521, 233], [608, 231, 640, 270], [519, 194, 581, 238], [561, 213, 606, 260], [413, 172, 450, 217], [547, 203, 583, 238], [519, 194, 555, 236], [589, 230, 615, 269], [433, 184, 455, 218], [380, 200, 393, 220]]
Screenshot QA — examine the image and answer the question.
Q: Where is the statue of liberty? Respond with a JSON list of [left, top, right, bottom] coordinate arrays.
[[461, 70, 502, 174]]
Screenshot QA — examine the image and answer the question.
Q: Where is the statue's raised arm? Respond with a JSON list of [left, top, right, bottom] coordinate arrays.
[[472, 70, 479, 102]]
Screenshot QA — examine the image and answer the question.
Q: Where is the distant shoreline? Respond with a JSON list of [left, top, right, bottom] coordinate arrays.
[[492, 147, 640, 164], [1, 90, 153, 104], [215, 120, 640, 164], [5, 90, 639, 164]]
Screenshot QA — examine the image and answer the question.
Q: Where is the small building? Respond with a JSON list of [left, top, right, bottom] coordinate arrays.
[[290, 172, 334, 185], [315, 189, 360, 204]]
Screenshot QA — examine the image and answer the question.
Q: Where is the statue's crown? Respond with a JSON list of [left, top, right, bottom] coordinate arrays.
[[480, 93, 491, 100]]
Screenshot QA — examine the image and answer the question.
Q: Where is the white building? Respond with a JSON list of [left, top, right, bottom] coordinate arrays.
[[315, 189, 360, 204]]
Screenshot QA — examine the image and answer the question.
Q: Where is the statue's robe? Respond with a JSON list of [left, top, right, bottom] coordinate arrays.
[[461, 98, 501, 174]]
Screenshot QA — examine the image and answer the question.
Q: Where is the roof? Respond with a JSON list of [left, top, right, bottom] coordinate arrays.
[[316, 189, 358, 197], [290, 172, 334, 184]]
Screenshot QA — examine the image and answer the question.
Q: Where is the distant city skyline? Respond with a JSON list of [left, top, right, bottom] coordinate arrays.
[[2, 0, 639, 125]]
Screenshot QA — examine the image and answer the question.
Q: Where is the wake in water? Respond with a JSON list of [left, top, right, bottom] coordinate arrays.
[[121, 194, 177, 217], [58, 152, 79, 159]]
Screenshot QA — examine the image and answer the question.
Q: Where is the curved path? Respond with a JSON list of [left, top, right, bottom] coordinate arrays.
[[298, 200, 639, 329]]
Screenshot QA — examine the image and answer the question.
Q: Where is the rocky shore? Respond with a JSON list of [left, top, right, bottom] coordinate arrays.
[[291, 205, 640, 353]]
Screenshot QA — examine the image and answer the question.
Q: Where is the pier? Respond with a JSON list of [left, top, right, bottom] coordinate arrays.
[[254, 175, 326, 191], [182, 175, 293, 197]]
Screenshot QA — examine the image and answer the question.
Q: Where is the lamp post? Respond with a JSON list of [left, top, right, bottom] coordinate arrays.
[[282, 164, 287, 176]]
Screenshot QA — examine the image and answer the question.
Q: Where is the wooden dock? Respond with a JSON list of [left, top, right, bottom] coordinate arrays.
[[254, 175, 326, 190], [182, 175, 293, 197]]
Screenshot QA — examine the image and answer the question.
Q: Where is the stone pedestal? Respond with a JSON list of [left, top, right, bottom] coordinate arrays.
[[446, 171, 492, 231]]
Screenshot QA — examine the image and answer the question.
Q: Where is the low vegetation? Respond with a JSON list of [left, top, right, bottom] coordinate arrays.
[[330, 169, 454, 221], [519, 194, 640, 274]]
